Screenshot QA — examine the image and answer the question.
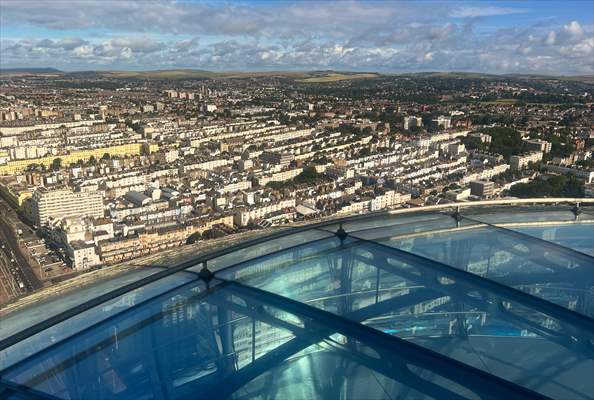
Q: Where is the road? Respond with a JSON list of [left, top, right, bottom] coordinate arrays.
[[0, 205, 42, 296], [0, 252, 22, 300]]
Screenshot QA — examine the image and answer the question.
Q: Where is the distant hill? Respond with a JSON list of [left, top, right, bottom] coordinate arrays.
[[0, 67, 62, 75], [505, 74, 594, 85], [0, 68, 590, 84], [84, 69, 324, 80]]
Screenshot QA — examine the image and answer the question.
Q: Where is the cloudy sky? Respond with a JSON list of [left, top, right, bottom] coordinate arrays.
[[0, 0, 592, 75]]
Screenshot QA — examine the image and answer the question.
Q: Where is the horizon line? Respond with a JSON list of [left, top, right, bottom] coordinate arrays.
[[0, 67, 592, 78]]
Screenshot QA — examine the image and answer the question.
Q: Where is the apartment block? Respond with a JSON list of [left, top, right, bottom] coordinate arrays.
[[31, 187, 104, 226]]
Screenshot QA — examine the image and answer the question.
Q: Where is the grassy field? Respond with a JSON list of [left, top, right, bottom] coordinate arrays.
[[297, 73, 380, 83], [93, 70, 381, 82], [101, 70, 220, 79], [481, 99, 519, 105], [480, 99, 562, 107], [94, 70, 317, 80]]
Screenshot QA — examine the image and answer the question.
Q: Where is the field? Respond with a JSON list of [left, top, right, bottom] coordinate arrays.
[[297, 73, 379, 83]]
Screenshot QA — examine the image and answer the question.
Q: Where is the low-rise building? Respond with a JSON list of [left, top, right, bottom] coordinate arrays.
[[510, 152, 543, 170], [470, 180, 495, 198]]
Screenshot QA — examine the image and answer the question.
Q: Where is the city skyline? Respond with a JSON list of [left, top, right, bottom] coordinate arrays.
[[1, 0, 593, 75]]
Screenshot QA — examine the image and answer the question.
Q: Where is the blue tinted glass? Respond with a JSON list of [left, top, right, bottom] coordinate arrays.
[[511, 223, 594, 256], [361, 223, 594, 317], [221, 235, 593, 399], [1, 206, 593, 400]]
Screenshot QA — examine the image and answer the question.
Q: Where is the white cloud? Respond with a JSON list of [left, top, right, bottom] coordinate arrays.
[[0, 1, 592, 75], [564, 21, 585, 38], [450, 6, 528, 18]]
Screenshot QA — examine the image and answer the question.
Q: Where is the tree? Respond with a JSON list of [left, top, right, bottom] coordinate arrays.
[[186, 231, 203, 245], [482, 127, 523, 158], [88, 155, 97, 165], [101, 153, 111, 161], [294, 166, 320, 184], [26, 163, 41, 172], [509, 175, 585, 198], [51, 158, 62, 171], [461, 136, 485, 151]]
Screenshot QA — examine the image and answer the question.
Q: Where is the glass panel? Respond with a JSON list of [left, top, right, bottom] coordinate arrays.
[[231, 340, 441, 400], [1, 282, 475, 400], [366, 223, 594, 317], [461, 205, 578, 225], [323, 212, 461, 237], [0, 265, 168, 342], [510, 223, 594, 256], [224, 237, 593, 399], [0, 271, 199, 371], [188, 228, 333, 274]]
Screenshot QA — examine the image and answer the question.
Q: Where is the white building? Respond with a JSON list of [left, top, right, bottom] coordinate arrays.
[[510, 152, 543, 170], [404, 116, 423, 131], [31, 187, 104, 226], [544, 164, 594, 183], [434, 116, 452, 130]]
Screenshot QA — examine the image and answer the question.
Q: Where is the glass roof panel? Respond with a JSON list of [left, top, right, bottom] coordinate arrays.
[[0, 266, 168, 342], [0, 271, 200, 371], [323, 211, 462, 237], [459, 205, 580, 225], [188, 228, 333, 274], [509, 223, 594, 257], [217, 235, 594, 399], [355, 223, 594, 317], [1, 203, 593, 400], [0, 281, 496, 400]]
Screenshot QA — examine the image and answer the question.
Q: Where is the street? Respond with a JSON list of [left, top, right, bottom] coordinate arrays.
[[0, 202, 42, 302]]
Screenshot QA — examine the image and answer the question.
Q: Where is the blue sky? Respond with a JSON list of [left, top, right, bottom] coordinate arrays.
[[0, 0, 592, 74]]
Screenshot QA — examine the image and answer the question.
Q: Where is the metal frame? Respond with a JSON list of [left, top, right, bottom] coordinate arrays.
[[2, 199, 592, 352], [1, 199, 593, 399], [460, 214, 594, 269], [344, 235, 594, 354], [218, 280, 553, 400]]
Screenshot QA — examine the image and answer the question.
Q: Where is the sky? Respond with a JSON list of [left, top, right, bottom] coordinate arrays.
[[0, 0, 592, 75]]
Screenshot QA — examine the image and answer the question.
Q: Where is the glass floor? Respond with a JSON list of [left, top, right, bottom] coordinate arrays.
[[0, 202, 593, 399]]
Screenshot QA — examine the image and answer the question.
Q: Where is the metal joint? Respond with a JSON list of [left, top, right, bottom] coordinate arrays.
[[451, 206, 463, 224], [335, 223, 348, 244], [572, 202, 581, 219], [198, 261, 214, 285]]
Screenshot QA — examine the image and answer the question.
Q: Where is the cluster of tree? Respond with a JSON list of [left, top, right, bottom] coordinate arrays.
[[513, 92, 586, 104], [509, 174, 584, 198], [337, 124, 373, 137], [266, 166, 324, 190], [461, 136, 488, 152], [484, 127, 524, 158], [186, 228, 227, 244], [186, 231, 202, 245], [26, 163, 47, 172], [294, 166, 321, 184], [576, 159, 594, 169], [55, 80, 124, 90], [470, 114, 516, 126], [543, 130, 576, 159]]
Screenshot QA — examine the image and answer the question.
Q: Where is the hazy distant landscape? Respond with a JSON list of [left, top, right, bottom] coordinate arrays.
[[2, 68, 592, 85]]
